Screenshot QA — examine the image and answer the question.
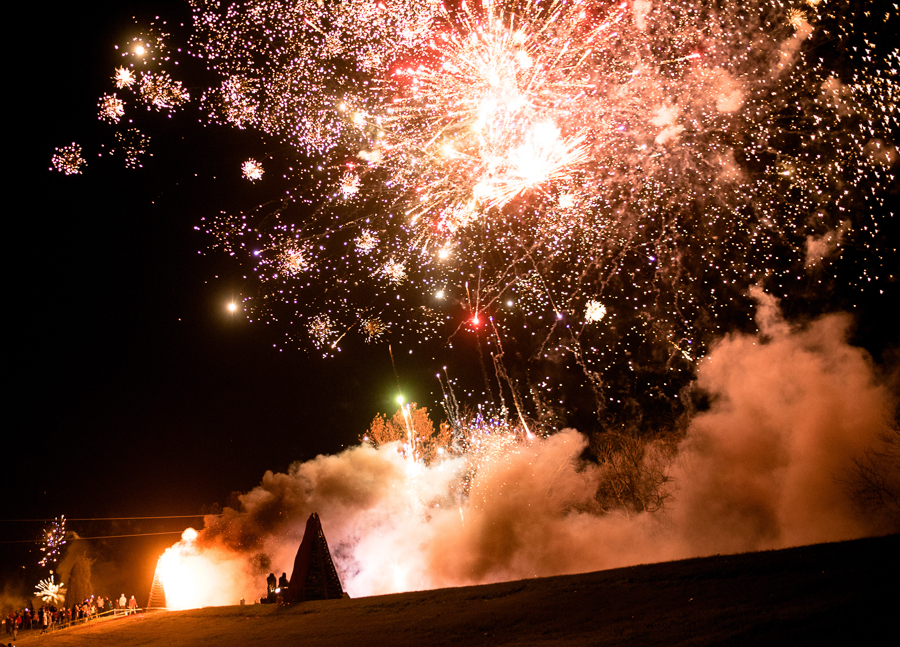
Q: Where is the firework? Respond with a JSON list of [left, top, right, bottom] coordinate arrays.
[[242, 159, 264, 181], [113, 128, 151, 169], [39, 516, 67, 567], [308, 313, 336, 349], [98, 93, 125, 123], [51, 144, 86, 175], [209, 75, 260, 128], [584, 300, 606, 323], [310, 0, 889, 424], [355, 230, 379, 255], [114, 66, 136, 88], [35, 575, 66, 605], [380, 259, 407, 285], [340, 170, 361, 199], [137, 71, 190, 111], [361, 316, 388, 343], [277, 244, 311, 276], [68, 0, 895, 429], [787, 7, 808, 29]]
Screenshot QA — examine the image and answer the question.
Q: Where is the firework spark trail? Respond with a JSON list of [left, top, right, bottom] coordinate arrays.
[[83, 0, 895, 423]]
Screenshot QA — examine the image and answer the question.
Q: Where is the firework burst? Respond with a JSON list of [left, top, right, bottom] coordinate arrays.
[[65, 0, 895, 430], [51, 144, 87, 175], [242, 158, 264, 181], [113, 128, 151, 169], [39, 516, 67, 567], [361, 316, 388, 343], [355, 229, 379, 255], [198, 0, 895, 427], [137, 71, 190, 111], [35, 575, 66, 605], [98, 93, 126, 123], [308, 313, 337, 350], [114, 66, 136, 88]]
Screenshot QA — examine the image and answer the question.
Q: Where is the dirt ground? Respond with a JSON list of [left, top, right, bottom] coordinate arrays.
[[10, 533, 896, 646]]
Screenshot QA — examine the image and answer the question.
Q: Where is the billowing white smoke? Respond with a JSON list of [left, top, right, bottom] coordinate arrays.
[[667, 288, 892, 555], [158, 295, 894, 608]]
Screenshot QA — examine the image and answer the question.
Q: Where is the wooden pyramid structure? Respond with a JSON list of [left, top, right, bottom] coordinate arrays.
[[147, 569, 167, 609], [284, 512, 344, 603]]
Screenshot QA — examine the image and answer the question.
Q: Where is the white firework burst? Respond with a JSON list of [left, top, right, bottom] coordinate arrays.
[[585, 300, 607, 323], [242, 159, 264, 181], [113, 66, 136, 88]]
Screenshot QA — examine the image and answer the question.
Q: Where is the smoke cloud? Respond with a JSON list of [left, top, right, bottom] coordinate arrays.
[[668, 288, 891, 554], [805, 220, 849, 268], [157, 295, 894, 607]]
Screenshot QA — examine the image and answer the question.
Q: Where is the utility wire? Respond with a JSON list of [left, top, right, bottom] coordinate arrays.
[[0, 531, 189, 544], [1, 515, 221, 522]]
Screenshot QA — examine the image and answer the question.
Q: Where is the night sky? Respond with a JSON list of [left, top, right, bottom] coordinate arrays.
[[7, 0, 897, 608]]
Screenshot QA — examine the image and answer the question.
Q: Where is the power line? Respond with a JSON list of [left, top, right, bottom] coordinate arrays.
[[72, 531, 188, 540], [0, 531, 188, 544], [1, 515, 221, 522]]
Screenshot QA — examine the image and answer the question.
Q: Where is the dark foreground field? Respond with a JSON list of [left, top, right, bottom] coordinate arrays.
[[15, 534, 896, 646]]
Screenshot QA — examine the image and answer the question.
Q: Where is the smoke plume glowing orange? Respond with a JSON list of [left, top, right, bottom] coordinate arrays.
[[153, 296, 895, 608]]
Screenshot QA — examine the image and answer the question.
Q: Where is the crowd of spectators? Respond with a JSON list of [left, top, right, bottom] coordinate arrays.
[[3, 593, 140, 637]]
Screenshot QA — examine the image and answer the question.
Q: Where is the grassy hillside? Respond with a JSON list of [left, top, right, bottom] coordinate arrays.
[[14, 534, 896, 646]]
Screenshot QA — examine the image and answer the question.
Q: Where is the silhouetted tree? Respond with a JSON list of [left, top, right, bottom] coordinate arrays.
[[362, 404, 450, 465], [592, 430, 678, 515], [66, 554, 94, 605], [846, 406, 900, 531]]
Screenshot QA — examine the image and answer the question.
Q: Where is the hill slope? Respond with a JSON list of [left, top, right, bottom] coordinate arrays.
[[16, 534, 896, 646]]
